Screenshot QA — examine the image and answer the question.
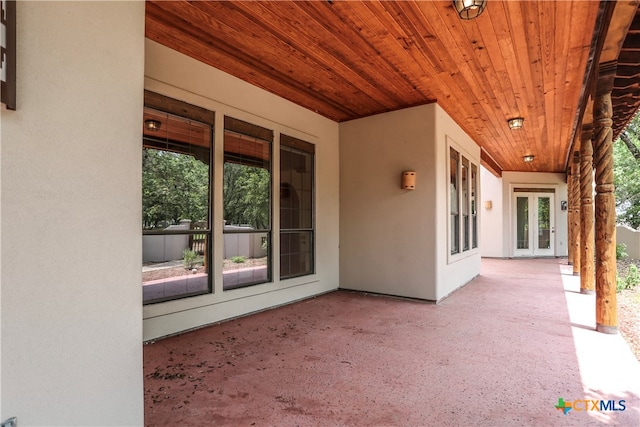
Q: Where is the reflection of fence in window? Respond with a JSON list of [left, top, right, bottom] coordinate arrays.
[[141, 98, 214, 304], [190, 234, 207, 254], [222, 116, 273, 290], [142, 233, 210, 305], [189, 222, 209, 255]]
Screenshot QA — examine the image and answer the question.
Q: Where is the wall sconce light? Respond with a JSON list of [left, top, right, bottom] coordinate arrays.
[[144, 119, 161, 131], [523, 155, 535, 163], [453, 0, 487, 20], [508, 117, 524, 129], [484, 200, 492, 210], [401, 171, 416, 190]]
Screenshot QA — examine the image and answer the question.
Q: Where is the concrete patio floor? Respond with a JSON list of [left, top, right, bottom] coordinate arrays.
[[144, 258, 640, 426]]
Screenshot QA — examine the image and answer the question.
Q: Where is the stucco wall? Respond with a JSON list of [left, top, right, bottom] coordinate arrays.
[[339, 104, 439, 300], [617, 225, 640, 259], [143, 40, 340, 340], [1, 2, 145, 425], [339, 103, 481, 301], [480, 166, 505, 257]]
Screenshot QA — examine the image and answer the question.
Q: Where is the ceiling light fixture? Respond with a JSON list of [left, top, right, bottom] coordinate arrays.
[[144, 119, 161, 131], [523, 155, 535, 163], [453, 0, 487, 20], [508, 117, 524, 129]]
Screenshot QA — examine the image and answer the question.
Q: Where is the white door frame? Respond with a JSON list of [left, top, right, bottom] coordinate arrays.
[[513, 192, 555, 257]]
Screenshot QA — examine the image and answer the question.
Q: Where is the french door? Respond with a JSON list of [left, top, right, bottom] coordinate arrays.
[[513, 192, 555, 257]]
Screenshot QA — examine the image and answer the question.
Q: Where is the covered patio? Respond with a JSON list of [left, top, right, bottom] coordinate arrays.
[[144, 258, 640, 426], [3, 2, 640, 425]]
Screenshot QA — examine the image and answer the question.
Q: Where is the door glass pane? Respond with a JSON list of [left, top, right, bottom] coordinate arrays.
[[537, 197, 551, 250], [516, 197, 529, 249]]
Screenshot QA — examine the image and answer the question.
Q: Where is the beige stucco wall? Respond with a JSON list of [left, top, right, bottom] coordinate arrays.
[[484, 171, 569, 258], [617, 225, 640, 259], [1, 2, 145, 425], [339, 103, 481, 301], [143, 40, 340, 340], [480, 166, 505, 257]]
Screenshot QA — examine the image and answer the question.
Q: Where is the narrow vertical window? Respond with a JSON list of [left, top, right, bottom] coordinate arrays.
[[450, 147, 460, 255], [280, 135, 315, 279], [223, 117, 272, 290], [516, 196, 529, 249], [142, 101, 213, 305], [471, 163, 478, 249], [462, 157, 469, 251]]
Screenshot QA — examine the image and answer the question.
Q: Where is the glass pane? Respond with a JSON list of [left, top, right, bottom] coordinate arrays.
[[538, 197, 551, 249], [143, 234, 210, 304], [223, 129, 271, 230], [222, 231, 269, 290], [450, 148, 459, 255], [450, 148, 459, 215], [142, 106, 212, 304], [280, 142, 314, 279], [223, 122, 272, 290], [462, 157, 469, 251], [280, 231, 313, 279], [451, 215, 459, 254], [516, 197, 529, 249], [471, 164, 478, 249], [223, 162, 271, 230], [142, 148, 210, 229]]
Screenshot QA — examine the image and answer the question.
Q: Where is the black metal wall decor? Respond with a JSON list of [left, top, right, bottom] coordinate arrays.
[[1, 0, 16, 110]]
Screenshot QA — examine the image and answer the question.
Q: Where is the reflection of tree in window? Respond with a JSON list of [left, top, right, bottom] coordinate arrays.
[[223, 162, 270, 229], [143, 149, 209, 229], [141, 101, 213, 305], [222, 117, 272, 290]]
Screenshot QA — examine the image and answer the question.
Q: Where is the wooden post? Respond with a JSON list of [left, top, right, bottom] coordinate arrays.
[[580, 125, 595, 294], [567, 169, 574, 265], [594, 62, 617, 334], [572, 151, 581, 276]]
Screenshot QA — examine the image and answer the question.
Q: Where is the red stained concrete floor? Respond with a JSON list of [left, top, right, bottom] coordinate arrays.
[[144, 258, 640, 426]]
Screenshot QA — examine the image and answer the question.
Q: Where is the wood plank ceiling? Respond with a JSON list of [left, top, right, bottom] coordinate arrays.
[[145, 0, 603, 174]]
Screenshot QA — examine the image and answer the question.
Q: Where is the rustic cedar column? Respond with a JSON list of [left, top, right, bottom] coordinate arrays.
[[580, 125, 595, 294], [594, 62, 617, 334], [572, 151, 581, 275], [567, 169, 575, 265]]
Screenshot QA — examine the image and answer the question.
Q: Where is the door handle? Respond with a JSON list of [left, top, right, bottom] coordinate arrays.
[[551, 227, 555, 234]]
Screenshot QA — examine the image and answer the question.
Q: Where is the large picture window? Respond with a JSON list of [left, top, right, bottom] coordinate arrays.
[[223, 117, 272, 290], [449, 146, 479, 257], [280, 135, 315, 279], [141, 93, 214, 305]]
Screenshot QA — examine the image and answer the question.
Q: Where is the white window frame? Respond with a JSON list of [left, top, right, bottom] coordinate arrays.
[[447, 141, 480, 264]]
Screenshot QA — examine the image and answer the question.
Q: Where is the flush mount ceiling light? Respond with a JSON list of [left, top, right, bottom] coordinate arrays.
[[523, 155, 535, 163], [144, 119, 161, 131], [508, 117, 524, 129], [453, 0, 487, 20]]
